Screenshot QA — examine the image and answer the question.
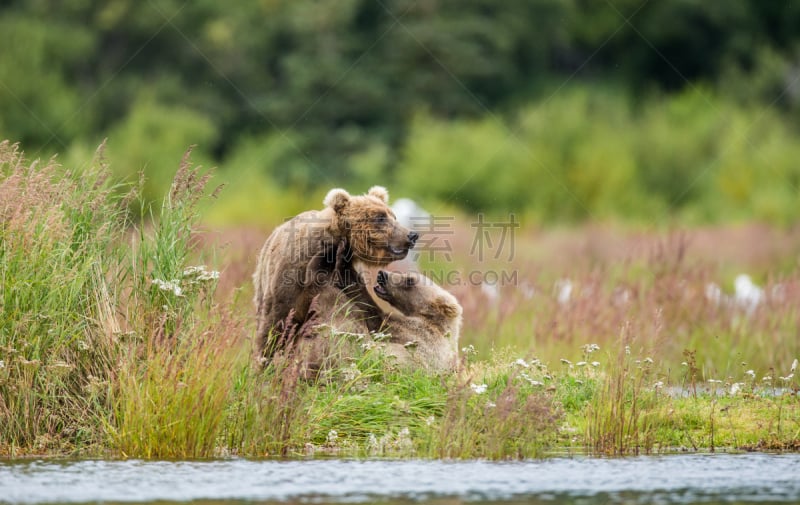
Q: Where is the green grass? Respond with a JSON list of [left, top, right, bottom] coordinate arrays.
[[1, 140, 799, 459]]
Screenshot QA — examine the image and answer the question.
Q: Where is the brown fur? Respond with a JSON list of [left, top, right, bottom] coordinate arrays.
[[374, 270, 462, 372], [289, 239, 379, 377], [253, 186, 416, 362], [292, 286, 373, 379], [297, 269, 462, 375]]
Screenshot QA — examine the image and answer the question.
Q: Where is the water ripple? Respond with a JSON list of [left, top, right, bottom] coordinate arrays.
[[1, 453, 799, 504]]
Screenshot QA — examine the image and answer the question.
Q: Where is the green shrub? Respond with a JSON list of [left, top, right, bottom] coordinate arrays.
[[203, 133, 320, 227], [105, 94, 217, 208], [0, 15, 93, 147], [393, 86, 800, 225]]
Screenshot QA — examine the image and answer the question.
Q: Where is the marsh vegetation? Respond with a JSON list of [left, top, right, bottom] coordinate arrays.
[[1, 142, 797, 459]]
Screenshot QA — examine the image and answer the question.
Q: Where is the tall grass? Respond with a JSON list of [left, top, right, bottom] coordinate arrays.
[[433, 376, 561, 459], [0, 141, 246, 457], [1, 139, 797, 459], [411, 226, 800, 377], [587, 342, 659, 455], [0, 140, 128, 453], [107, 149, 241, 458]]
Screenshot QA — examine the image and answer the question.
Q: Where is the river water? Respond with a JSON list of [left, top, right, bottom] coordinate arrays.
[[1, 453, 799, 504]]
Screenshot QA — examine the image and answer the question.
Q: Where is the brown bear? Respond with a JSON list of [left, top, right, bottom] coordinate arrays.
[[253, 186, 418, 362], [294, 266, 462, 375], [372, 269, 462, 372]]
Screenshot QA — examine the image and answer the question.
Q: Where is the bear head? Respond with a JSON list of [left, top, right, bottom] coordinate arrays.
[[323, 186, 418, 266], [373, 270, 462, 322]]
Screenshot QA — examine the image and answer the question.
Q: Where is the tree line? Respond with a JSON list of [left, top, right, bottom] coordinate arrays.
[[2, 0, 799, 220]]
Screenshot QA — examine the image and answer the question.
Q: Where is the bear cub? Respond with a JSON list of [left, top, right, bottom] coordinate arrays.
[[294, 263, 462, 375], [372, 269, 462, 372]]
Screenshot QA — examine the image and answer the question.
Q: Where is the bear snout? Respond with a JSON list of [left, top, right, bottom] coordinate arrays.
[[407, 231, 419, 245], [377, 270, 388, 287]]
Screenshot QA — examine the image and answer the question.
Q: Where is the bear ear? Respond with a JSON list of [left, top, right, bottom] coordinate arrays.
[[323, 188, 351, 213], [367, 185, 389, 203]]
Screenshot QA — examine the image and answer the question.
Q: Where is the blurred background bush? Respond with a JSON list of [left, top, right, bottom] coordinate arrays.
[[2, 0, 800, 226]]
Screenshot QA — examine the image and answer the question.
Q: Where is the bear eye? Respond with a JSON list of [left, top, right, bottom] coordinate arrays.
[[405, 277, 416, 288], [373, 212, 388, 224]]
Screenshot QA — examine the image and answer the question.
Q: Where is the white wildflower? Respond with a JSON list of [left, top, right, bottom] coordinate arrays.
[[791, 359, 798, 373], [461, 344, 477, 355], [0, 360, 4, 369], [394, 427, 413, 452], [151, 278, 183, 297], [470, 383, 488, 395], [182, 265, 220, 282], [681, 362, 688, 367], [705, 282, 722, 305], [625, 345, 631, 355], [554, 278, 572, 304], [779, 374, 794, 382], [486, 401, 497, 408], [342, 364, 360, 382], [425, 416, 435, 426], [653, 381, 664, 390], [591, 361, 601, 367], [519, 372, 544, 387], [707, 379, 722, 384], [326, 430, 338, 445], [734, 274, 763, 313], [576, 361, 587, 367], [47, 361, 73, 371], [643, 357, 654, 364], [560, 358, 572, 366], [762, 376, 772, 383], [745, 369, 756, 379], [729, 383, 742, 396], [582, 343, 600, 354], [480, 282, 499, 302], [527, 377, 544, 386], [514, 358, 529, 368]]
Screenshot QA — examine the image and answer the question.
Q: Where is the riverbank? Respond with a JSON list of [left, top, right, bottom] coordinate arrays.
[[3, 337, 798, 459]]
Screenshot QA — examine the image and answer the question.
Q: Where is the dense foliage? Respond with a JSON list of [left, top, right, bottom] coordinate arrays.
[[2, 1, 800, 221]]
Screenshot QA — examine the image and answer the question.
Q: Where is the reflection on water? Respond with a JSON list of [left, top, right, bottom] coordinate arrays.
[[1, 453, 799, 505]]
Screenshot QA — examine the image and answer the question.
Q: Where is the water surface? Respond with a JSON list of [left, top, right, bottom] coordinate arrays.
[[2, 453, 798, 504]]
